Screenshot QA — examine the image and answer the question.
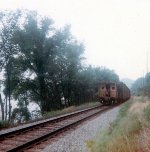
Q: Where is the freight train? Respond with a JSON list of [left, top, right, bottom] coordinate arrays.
[[98, 81, 130, 105]]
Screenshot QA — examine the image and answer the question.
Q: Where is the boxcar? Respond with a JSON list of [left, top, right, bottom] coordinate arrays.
[[98, 81, 130, 105]]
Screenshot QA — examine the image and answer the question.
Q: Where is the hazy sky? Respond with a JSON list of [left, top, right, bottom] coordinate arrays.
[[0, 0, 150, 80]]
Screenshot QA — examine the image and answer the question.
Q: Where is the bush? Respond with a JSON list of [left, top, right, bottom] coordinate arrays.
[[0, 120, 10, 129]]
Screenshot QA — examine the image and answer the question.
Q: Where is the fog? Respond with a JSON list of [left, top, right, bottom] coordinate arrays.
[[0, 0, 150, 80]]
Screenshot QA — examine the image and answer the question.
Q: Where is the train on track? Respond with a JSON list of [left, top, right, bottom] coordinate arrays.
[[98, 81, 130, 105]]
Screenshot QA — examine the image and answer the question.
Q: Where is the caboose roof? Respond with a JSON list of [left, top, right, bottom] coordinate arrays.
[[99, 81, 116, 85]]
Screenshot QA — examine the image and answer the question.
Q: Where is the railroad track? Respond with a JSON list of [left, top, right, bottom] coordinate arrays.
[[0, 104, 116, 152]]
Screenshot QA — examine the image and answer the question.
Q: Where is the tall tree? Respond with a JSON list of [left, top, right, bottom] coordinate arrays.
[[0, 10, 21, 120], [0, 10, 120, 121], [13, 11, 85, 112]]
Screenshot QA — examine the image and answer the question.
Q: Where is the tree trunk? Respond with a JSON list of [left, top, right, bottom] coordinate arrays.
[[5, 95, 8, 120], [7, 67, 11, 121], [0, 94, 4, 120], [38, 74, 49, 113]]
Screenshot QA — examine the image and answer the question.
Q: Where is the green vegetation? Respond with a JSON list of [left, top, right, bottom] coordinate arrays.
[[143, 106, 150, 121], [0, 101, 99, 129], [0, 8, 149, 136], [0, 120, 10, 129], [0, 10, 119, 123], [131, 73, 150, 96], [87, 96, 150, 152], [42, 101, 99, 118]]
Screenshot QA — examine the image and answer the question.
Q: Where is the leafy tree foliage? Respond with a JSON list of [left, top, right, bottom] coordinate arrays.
[[0, 10, 21, 120], [131, 77, 144, 95], [0, 10, 119, 122], [131, 73, 150, 96]]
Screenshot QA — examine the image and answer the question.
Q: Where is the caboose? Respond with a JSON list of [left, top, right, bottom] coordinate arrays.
[[98, 81, 130, 105]]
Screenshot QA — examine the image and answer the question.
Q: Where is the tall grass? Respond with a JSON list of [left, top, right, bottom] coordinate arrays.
[[43, 101, 99, 118], [87, 96, 150, 152]]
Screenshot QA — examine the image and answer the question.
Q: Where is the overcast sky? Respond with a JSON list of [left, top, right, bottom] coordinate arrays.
[[0, 0, 150, 80]]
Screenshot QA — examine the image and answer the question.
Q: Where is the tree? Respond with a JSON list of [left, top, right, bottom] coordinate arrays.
[[52, 26, 84, 106], [0, 10, 21, 120], [0, 10, 120, 122], [11, 99, 31, 123], [13, 11, 85, 113], [131, 77, 145, 95]]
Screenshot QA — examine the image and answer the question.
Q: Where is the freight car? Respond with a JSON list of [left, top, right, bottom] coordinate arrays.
[[98, 81, 130, 105]]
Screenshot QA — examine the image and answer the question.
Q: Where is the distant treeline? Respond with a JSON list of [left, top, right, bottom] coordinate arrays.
[[0, 10, 119, 122], [131, 73, 150, 96]]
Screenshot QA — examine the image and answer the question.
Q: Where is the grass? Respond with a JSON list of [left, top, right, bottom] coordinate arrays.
[[87, 96, 150, 152], [143, 106, 150, 122], [42, 101, 100, 118]]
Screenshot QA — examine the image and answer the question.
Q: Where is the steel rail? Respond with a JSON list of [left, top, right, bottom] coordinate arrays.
[[0, 104, 102, 140], [6, 105, 111, 152]]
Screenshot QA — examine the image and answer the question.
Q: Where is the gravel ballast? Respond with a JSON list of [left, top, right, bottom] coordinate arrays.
[[42, 106, 120, 152]]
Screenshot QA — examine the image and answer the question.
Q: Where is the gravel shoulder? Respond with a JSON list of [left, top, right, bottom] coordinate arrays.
[[42, 106, 120, 152]]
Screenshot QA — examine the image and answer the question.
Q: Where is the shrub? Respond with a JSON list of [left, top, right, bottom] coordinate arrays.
[[0, 120, 10, 129]]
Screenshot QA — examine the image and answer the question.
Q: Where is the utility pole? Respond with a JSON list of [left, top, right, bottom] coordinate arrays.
[[143, 71, 145, 88], [145, 51, 149, 95], [147, 51, 149, 75]]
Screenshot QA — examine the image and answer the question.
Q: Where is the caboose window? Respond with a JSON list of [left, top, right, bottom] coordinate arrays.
[[101, 86, 105, 89], [112, 86, 115, 90]]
